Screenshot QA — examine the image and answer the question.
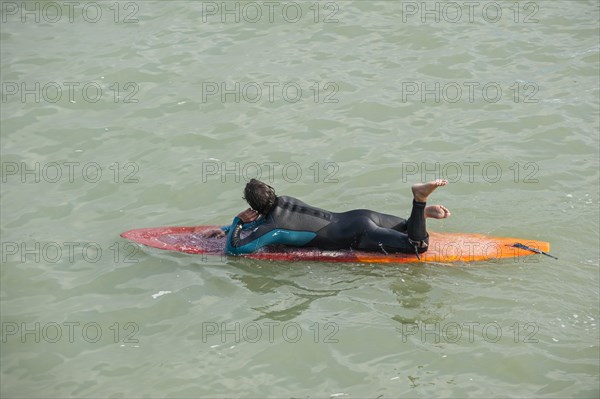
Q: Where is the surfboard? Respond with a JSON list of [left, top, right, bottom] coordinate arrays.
[[120, 225, 552, 264]]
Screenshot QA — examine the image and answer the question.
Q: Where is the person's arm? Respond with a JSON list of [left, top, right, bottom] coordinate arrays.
[[221, 218, 262, 233], [201, 217, 263, 238], [225, 210, 316, 256], [225, 209, 262, 255]]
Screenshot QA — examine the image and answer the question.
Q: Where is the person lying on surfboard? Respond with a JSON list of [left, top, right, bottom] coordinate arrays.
[[202, 178, 451, 257]]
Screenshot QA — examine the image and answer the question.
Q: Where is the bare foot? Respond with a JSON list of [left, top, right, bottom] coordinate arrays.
[[411, 179, 448, 202], [425, 205, 451, 219]]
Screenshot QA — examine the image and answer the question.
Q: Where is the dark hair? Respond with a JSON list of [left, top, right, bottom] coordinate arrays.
[[243, 179, 277, 215]]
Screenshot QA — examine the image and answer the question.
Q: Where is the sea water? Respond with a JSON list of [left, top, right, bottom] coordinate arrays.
[[1, 1, 599, 397]]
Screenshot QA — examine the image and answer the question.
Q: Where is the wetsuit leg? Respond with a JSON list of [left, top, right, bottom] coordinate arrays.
[[356, 201, 429, 254], [355, 222, 415, 253], [369, 211, 408, 232], [310, 203, 428, 254], [326, 209, 407, 231], [406, 200, 428, 242]]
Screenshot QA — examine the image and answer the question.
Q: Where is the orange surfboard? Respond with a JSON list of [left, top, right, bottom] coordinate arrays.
[[121, 225, 552, 264]]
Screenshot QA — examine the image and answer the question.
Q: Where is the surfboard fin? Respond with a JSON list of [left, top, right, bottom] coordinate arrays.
[[511, 242, 558, 260]]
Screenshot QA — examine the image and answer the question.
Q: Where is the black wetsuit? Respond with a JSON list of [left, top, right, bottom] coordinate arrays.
[[224, 196, 429, 255]]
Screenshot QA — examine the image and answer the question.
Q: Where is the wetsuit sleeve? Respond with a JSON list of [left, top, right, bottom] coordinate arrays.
[[225, 217, 316, 256]]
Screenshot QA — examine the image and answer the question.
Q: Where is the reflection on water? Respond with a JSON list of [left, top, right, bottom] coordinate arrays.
[[228, 258, 352, 321], [225, 256, 448, 325]]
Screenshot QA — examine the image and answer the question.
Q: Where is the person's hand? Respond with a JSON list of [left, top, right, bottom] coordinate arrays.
[[237, 208, 259, 223], [202, 228, 225, 238]]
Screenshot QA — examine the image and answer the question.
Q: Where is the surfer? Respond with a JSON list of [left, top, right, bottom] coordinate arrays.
[[204, 178, 450, 257]]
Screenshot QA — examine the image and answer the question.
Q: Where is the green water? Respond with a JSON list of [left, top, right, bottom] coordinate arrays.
[[1, 0, 599, 397]]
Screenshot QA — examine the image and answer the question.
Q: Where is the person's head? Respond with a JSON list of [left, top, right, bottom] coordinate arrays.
[[243, 179, 277, 215]]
